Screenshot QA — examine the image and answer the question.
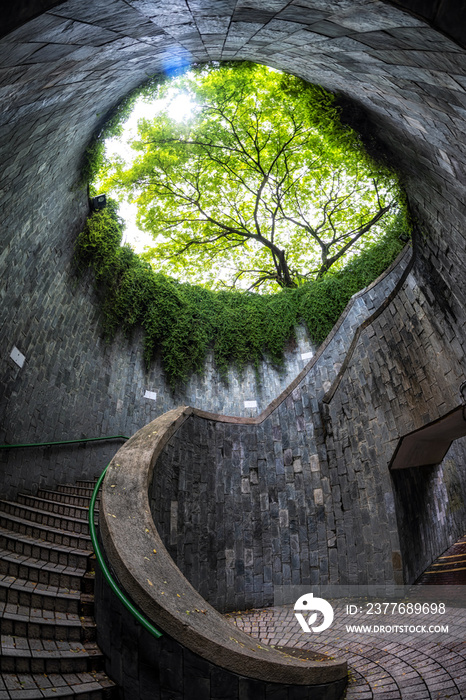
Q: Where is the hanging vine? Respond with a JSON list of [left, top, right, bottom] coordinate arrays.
[[75, 202, 407, 388]]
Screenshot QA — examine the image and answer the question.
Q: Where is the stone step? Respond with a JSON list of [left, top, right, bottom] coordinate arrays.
[[0, 473, 117, 698], [0, 574, 83, 615], [0, 602, 84, 641], [0, 671, 116, 699], [0, 636, 105, 674], [57, 485, 95, 498], [75, 479, 99, 488], [0, 501, 92, 541], [18, 492, 94, 523], [0, 526, 92, 568], [37, 489, 95, 509], [0, 548, 86, 591]]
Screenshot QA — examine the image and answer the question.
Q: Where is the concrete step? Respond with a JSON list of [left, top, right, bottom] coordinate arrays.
[[0, 602, 84, 641], [0, 474, 117, 698], [0, 574, 83, 615], [0, 671, 117, 698], [0, 636, 105, 674], [17, 492, 94, 523], [0, 548, 87, 591], [0, 526, 92, 568], [56, 485, 95, 498], [76, 479, 99, 488], [0, 500, 93, 535], [0, 505, 93, 547], [37, 489, 95, 509]]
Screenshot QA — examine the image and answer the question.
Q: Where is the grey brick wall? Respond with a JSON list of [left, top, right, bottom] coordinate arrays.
[[149, 250, 453, 612], [324, 268, 466, 586], [149, 258, 466, 611], [1, 0, 466, 606], [95, 553, 347, 700]]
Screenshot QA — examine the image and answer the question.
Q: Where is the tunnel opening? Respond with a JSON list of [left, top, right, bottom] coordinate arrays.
[[76, 60, 410, 391]]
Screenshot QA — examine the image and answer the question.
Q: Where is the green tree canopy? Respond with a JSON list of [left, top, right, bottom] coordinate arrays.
[[99, 62, 400, 291]]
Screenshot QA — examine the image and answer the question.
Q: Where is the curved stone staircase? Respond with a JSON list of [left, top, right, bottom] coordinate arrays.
[[0, 479, 117, 699]]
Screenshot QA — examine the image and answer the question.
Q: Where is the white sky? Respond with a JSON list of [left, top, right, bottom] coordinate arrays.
[[100, 92, 197, 252]]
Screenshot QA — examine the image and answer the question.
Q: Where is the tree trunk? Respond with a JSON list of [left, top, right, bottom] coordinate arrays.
[[277, 250, 297, 288]]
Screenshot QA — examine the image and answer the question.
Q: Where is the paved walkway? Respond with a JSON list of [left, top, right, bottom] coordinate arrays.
[[226, 537, 466, 699]]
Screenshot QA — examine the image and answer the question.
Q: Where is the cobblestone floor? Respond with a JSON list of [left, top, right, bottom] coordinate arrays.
[[225, 537, 466, 699]]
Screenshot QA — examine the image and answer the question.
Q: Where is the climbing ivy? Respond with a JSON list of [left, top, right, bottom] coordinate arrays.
[[75, 201, 407, 388]]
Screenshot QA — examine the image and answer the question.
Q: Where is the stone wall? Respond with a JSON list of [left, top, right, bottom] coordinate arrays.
[[96, 411, 348, 700], [149, 250, 433, 613], [1, 0, 466, 607], [323, 266, 466, 585], [0, 282, 318, 498], [95, 568, 347, 700], [1, 1, 466, 486]]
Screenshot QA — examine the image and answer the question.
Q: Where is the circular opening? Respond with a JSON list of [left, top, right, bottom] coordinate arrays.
[[89, 62, 405, 293], [77, 62, 410, 387]]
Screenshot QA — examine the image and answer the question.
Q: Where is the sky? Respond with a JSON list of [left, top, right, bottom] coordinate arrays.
[[93, 71, 395, 291], [100, 91, 196, 252]]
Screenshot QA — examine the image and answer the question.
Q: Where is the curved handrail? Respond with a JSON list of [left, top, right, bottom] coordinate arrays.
[[89, 463, 163, 639], [0, 435, 129, 449]]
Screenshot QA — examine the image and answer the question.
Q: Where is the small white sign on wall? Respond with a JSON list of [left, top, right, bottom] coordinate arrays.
[[301, 351, 313, 361], [10, 346, 26, 368], [144, 390, 157, 401], [244, 400, 257, 408]]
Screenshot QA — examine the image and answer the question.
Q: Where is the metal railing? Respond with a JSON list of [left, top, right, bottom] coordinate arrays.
[[0, 435, 129, 450]]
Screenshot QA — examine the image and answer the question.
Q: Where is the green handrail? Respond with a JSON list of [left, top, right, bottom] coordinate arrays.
[[89, 464, 163, 639], [0, 435, 129, 449], [0, 434, 163, 639]]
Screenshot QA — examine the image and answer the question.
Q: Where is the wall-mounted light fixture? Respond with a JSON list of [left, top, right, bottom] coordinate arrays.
[[460, 381, 466, 405], [90, 194, 107, 212]]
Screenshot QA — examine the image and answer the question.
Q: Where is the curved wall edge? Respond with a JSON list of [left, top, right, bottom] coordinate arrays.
[[97, 410, 347, 698]]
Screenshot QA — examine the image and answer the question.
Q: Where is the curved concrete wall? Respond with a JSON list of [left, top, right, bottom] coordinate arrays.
[[1, 0, 466, 481], [0, 0, 466, 603], [149, 245, 466, 607], [150, 248, 417, 610], [97, 408, 347, 700]]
